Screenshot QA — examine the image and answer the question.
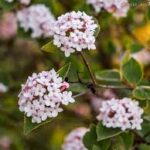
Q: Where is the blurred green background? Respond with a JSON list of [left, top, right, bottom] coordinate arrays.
[[0, 0, 150, 150]]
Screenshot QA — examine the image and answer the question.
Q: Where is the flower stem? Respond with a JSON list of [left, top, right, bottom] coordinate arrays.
[[96, 84, 133, 89], [79, 51, 96, 87]]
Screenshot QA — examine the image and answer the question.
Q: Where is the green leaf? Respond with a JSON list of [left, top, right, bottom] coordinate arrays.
[[111, 136, 126, 150], [83, 124, 110, 150], [111, 132, 134, 150], [121, 132, 134, 150], [121, 51, 130, 66], [92, 140, 110, 150], [144, 101, 150, 120], [93, 18, 100, 38], [24, 116, 53, 135], [122, 57, 143, 85], [95, 69, 124, 88], [96, 122, 122, 141], [95, 69, 121, 82], [92, 145, 101, 150], [130, 43, 143, 53], [83, 124, 97, 150], [57, 62, 71, 79], [41, 41, 57, 53], [137, 120, 150, 143], [109, 133, 133, 150], [133, 86, 150, 100], [69, 83, 87, 93]]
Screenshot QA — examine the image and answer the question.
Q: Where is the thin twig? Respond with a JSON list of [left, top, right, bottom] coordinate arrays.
[[73, 92, 87, 98], [96, 84, 133, 89], [79, 52, 96, 86]]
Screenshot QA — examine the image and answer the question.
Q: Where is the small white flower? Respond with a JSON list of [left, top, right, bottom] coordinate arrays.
[[17, 4, 55, 38], [53, 11, 98, 57], [61, 91, 75, 105], [0, 83, 8, 93], [62, 127, 88, 150], [18, 69, 75, 123], [97, 98, 144, 131]]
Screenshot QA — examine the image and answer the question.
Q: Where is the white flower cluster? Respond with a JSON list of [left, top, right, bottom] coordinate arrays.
[[5, 0, 31, 5], [62, 127, 88, 150], [0, 83, 8, 93], [97, 98, 143, 131], [17, 4, 55, 38], [18, 69, 75, 123], [53, 11, 98, 57], [86, 0, 129, 18]]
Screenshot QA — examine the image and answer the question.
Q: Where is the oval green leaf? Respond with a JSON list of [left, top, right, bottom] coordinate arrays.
[[41, 41, 57, 53], [95, 69, 121, 82], [96, 122, 122, 141], [122, 57, 143, 85], [24, 116, 53, 135], [133, 86, 150, 100]]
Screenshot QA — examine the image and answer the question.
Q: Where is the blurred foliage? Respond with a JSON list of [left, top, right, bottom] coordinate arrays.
[[0, 0, 150, 150]]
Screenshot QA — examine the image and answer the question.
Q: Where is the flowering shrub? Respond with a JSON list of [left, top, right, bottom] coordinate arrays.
[[0, 0, 150, 150]]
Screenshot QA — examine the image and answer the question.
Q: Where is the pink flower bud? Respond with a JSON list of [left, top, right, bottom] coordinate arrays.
[[60, 82, 70, 92]]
